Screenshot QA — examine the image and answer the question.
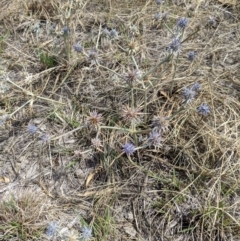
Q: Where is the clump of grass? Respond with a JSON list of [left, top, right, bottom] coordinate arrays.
[[0, 188, 50, 240]]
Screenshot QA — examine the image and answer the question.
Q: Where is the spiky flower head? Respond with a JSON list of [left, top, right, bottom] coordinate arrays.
[[73, 43, 84, 53], [129, 25, 140, 37], [187, 51, 198, 62], [197, 103, 210, 116], [102, 28, 110, 37], [125, 69, 141, 84], [169, 38, 181, 54], [87, 110, 103, 126], [123, 143, 135, 155], [156, 0, 163, 5], [28, 124, 38, 134], [81, 226, 92, 241], [191, 82, 201, 92], [182, 86, 196, 103], [91, 137, 103, 149], [182, 82, 201, 103], [88, 48, 98, 61], [148, 129, 163, 148], [110, 29, 119, 39], [46, 222, 59, 237], [176, 17, 188, 30], [150, 115, 169, 133], [121, 105, 143, 124], [127, 41, 140, 54], [62, 26, 69, 36]]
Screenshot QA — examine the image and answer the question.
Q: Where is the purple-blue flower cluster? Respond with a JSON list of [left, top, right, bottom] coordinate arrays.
[[197, 103, 210, 116], [46, 222, 58, 237], [148, 129, 163, 148], [182, 82, 201, 103], [187, 51, 198, 62], [123, 143, 135, 155], [73, 43, 84, 53], [28, 124, 38, 134], [177, 17, 188, 30], [169, 38, 181, 54], [81, 226, 92, 240]]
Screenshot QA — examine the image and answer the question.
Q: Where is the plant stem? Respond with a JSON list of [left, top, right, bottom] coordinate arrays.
[[169, 53, 180, 96]]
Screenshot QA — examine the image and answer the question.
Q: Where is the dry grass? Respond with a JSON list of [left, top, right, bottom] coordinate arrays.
[[0, 0, 240, 240]]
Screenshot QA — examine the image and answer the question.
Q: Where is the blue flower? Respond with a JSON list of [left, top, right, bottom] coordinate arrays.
[[28, 124, 38, 134], [81, 226, 92, 240], [182, 87, 196, 103], [74, 43, 84, 53], [156, 0, 163, 5], [148, 129, 163, 148], [169, 38, 181, 54], [110, 29, 119, 39], [123, 143, 135, 155], [197, 103, 210, 116], [62, 26, 69, 35], [46, 222, 58, 236], [177, 17, 188, 30], [102, 28, 110, 36], [187, 51, 198, 62], [191, 82, 201, 91]]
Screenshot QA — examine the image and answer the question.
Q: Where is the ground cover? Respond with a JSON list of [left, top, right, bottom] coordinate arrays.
[[0, 0, 240, 240]]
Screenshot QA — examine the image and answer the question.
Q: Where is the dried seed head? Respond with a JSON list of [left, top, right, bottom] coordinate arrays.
[[128, 41, 140, 54], [129, 25, 140, 37], [121, 105, 143, 124], [197, 103, 210, 116], [150, 115, 169, 133], [87, 110, 103, 126], [125, 69, 141, 84], [148, 129, 163, 148], [169, 38, 181, 54], [123, 143, 135, 155], [91, 137, 103, 149]]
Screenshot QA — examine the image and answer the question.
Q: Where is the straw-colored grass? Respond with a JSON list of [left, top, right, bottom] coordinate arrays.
[[0, 0, 239, 240]]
